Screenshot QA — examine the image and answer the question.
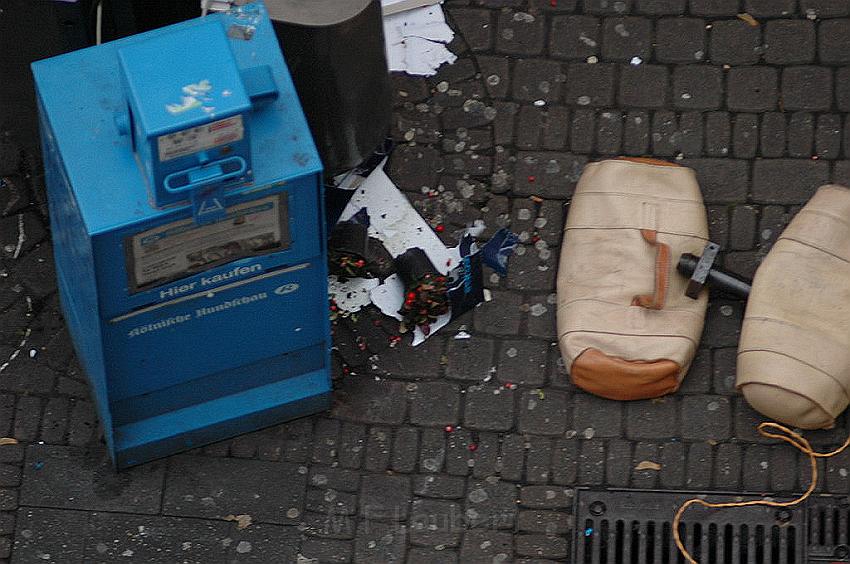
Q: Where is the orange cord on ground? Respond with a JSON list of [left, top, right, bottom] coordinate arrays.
[[674, 421, 850, 564]]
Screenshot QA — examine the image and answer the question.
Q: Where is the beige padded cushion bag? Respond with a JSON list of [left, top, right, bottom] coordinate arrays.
[[557, 158, 709, 400], [737, 185, 850, 429]]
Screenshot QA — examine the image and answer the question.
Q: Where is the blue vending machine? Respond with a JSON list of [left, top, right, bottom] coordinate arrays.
[[32, 1, 331, 469]]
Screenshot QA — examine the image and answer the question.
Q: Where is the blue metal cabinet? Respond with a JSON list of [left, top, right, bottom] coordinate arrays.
[[32, 1, 330, 469]]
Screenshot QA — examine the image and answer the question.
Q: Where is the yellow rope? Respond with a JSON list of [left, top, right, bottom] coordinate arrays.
[[674, 421, 850, 564]]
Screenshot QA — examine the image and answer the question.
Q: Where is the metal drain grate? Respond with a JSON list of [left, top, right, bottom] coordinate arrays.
[[808, 496, 850, 562], [575, 489, 806, 564]]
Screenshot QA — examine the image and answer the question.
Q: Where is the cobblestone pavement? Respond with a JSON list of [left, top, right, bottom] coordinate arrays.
[[2, 1, 850, 562]]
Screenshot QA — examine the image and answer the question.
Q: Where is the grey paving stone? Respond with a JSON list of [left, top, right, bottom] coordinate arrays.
[[464, 479, 518, 529], [680, 348, 711, 394], [506, 249, 557, 291], [419, 428, 446, 474], [331, 377, 407, 425], [704, 111, 731, 157], [656, 18, 706, 63], [312, 418, 340, 465], [702, 299, 743, 348], [819, 19, 850, 63], [413, 474, 467, 499], [21, 445, 164, 514], [752, 158, 829, 203], [781, 66, 832, 111], [360, 474, 412, 522], [448, 8, 494, 52], [729, 205, 757, 250], [302, 537, 353, 563], [631, 442, 660, 489], [727, 67, 778, 112], [745, 0, 795, 16], [516, 106, 570, 151], [13, 508, 87, 564], [625, 397, 679, 440], [498, 434, 525, 481], [477, 56, 510, 100], [585, 0, 633, 14], [683, 159, 749, 203], [619, 65, 669, 109], [681, 396, 731, 441], [637, 0, 686, 13], [496, 9, 546, 56], [596, 111, 623, 155], [513, 152, 587, 199], [511, 59, 565, 103], [573, 394, 623, 438], [606, 439, 633, 487], [352, 524, 407, 564], [578, 440, 606, 485], [551, 439, 578, 486], [602, 17, 652, 62], [651, 110, 678, 155], [525, 294, 558, 340], [770, 445, 798, 492], [497, 339, 549, 387], [714, 443, 742, 490], [623, 111, 650, 155], [518, 389, 569, 436], [338, 422, 367, 470], [677, 111, 705, 158], [409, 498, 463, 547], [516, 534, 569, 559], [471, 432, 500, 479], [673, 66, 723, 112], [690, 0, 740, 15], [525, 436, 553, 484], [459, 530, 513, 564], [742, 444, 771, 492], [410, 381, 461, 428], [492, 101, 518, 146], [473, 291, 524, 335], [659, 442, 686, 488], [760, 112, 787, 158], [407, 547, 459, 563], [711, 348, 738, 395], [445, 336, 495, 382], [519, 485, 572, 509], [445, 429, 476, 476], [815, 114, 842, 159], [709, 20, 762, 65], [549, 15, 600, 60], [163, 455, 304, 524], [733, 113, 759, 159], [565, 63, 616, 107], [685, 442, 713, 489], [517, 510, 570, 535], [764, 20, 815, 64], [464, 384, 515, 432], [392, 427, 420, 473]]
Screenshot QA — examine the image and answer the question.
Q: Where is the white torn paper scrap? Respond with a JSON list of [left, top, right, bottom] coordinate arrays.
[[329, 276, 381, 313], [340, 166, 456, 275], [383, 4, 457, 76]]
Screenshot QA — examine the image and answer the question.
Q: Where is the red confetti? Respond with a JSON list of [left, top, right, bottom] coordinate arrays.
[[435, 224, 445, 233], [468, 443, 478, 452], [504, 382, 513, 389], [407, 292, 416, 300], [444, 425, 454, 433], [532, 235, 541, 243], [550, 0, 557, 5], [343, 367, 350, 375], [528, 175, 536, 183]]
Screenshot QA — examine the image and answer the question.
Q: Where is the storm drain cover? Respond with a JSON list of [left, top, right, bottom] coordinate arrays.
[[808, 496, 850, 562], [575, 489, 806, 564]]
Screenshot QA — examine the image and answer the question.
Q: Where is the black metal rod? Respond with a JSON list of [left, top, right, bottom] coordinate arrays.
[[677, 254, 752, 299]]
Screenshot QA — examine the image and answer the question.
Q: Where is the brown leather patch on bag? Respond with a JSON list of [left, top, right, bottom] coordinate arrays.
[[571, 348, 681, 400]]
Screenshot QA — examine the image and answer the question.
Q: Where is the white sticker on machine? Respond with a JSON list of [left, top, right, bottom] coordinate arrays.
[[157, 115, 244, 162], [125, 194, 290, 293]]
